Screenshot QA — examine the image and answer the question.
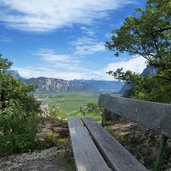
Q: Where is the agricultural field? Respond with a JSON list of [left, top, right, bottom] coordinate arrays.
[[40, 92, 100, 119], [44, 92, 98, 111], [39, 92, 121, 120]]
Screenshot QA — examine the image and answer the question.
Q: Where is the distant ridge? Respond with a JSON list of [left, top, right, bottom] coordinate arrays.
[[5, 70, 26, 80], [7, 70, 124, 93], [71, 80, 124, 92]]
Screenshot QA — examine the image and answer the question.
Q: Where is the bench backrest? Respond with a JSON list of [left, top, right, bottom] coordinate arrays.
[[99, 94, 171, 138]]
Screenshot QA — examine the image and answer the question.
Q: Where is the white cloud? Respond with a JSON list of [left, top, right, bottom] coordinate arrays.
[[72, 37, 105, 55], [13, 67, 82, 80], [104, 55, 146, 74], [34, 49, 71, 62], [80, 26, 95, 36], [13, 55, 146, 80], [13, 66, 92, 80], [0, 0, 134, 32], [85, 55, 147, 80], [74, 42, 105, 55], [33, 48, 85, 71]]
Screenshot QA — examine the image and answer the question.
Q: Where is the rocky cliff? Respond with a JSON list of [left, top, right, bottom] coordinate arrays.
[[7, 70, 124, 93]]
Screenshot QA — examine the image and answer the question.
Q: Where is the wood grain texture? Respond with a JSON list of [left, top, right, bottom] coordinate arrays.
[[82, 117, 147, 171], [99, 94, 171, 138], [68, 117, 109, 171]]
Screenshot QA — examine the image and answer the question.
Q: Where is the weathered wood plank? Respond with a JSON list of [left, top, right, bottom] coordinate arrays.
[[82, 117, 147, 171], [99, 94, 171, 138], [68, 117, 109, 171]]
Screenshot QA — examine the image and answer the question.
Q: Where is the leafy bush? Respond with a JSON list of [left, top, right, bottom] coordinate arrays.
[[0, 55, 40, 157], [49, 105, 64, 119], [80, 102, 104, 115]]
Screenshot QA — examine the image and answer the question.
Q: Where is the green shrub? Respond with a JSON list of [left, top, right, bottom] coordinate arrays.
[[80, 102, 104, 115], [49, 105, 65, 119], [0, 55, 40, 157]]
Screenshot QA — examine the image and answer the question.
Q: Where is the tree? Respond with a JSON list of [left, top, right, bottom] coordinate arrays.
[[0, 55, 40, 156], [106, 0, 171, 102]]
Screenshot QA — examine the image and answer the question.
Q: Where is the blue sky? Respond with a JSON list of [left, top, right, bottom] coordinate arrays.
[[0, 0, 147, 80]]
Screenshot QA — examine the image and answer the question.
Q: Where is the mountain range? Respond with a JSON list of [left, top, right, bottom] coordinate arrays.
[[7, 66, 157, 94], [7, 70, 124, 93]]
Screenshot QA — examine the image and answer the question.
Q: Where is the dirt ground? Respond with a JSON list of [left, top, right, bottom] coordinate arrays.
[[0, 118, 171, 171], [106, 121, 171, 170]]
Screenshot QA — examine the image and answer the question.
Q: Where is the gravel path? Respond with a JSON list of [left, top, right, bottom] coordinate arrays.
[[0, 147, 68, 171]]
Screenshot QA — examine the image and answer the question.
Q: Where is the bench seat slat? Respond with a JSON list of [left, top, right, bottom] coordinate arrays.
[[68, 117, 109, 171], [82, 117, 148, 171]]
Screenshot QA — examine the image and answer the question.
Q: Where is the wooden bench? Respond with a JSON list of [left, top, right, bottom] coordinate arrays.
[[68, 94, 171, 171]]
